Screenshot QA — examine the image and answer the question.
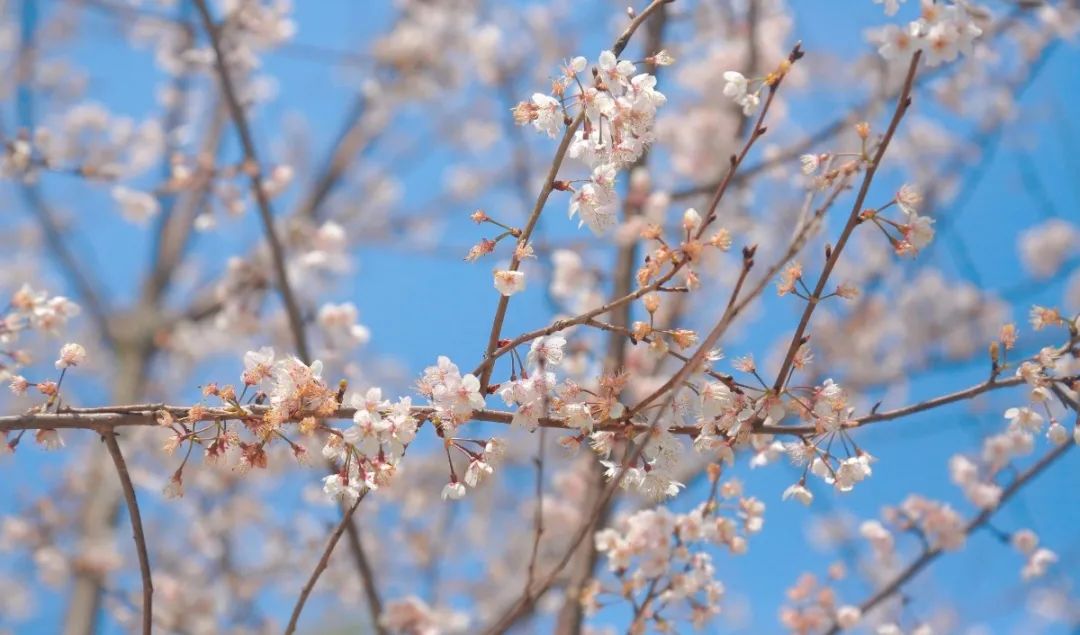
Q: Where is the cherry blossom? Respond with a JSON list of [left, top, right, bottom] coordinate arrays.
[[0, 2, 1075, 633], [493, 269, 526, 296], [54, 343, 86, 369]]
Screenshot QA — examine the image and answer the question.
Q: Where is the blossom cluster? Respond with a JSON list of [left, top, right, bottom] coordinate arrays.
[[779, 571, 865, 633], [246, 351, 339, 431], [880, 495, 968, 551], [497, 335, 566, 429], [690, 374, 877, 503], [590, 493, 762, 630], [1011, 529, 1059, 581], [416, 356, 484, 434], [0, 285, 85, 452], [514, 50, 669, 234], [874, 0, 983, 66], [322, 388, 419, 505], [947, 316, 1078, 514], [778, 498, 967, 630], [1, 284, 81, 355], [598, 429, 688, 501]]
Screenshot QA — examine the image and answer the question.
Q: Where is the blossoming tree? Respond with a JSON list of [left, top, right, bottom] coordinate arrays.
[[1, 0, 1079, 633]]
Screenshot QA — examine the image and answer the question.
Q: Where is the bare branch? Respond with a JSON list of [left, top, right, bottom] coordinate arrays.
[[341, 515, 388, 635], [823, 439, 1074, 635], [191, 0, 311, 362], [772, 51, 922, 393], [102, 432, 153, 635], [284, 491, 369, 635]]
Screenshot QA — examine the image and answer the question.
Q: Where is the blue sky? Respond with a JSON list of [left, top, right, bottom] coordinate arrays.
[[2, 1, 1079, 633]]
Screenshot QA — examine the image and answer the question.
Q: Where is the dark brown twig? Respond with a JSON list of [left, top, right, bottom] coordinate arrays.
[[284, 491, 368, 635], [191, 0, 311, 362], [822, 439, 1073, 635], [772, 51, 922, 393], [102, 432, 153, 635], [476, 0, 676, 390]]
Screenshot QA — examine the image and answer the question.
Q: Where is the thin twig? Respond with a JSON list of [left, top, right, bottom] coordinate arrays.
[[191, 0, 311, 362], [284, 491, 368, 635], [341, 514, 388, 635], [102, 432, 153, 635], [772, 51, 922, 393], [476, 0, 675, 390], [822, 439, 1074, 635], [524, 429, 547, 598]]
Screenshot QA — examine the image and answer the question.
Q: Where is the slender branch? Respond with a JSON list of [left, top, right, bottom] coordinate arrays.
[[627, 249, 754, 418], [476, 0, 675, 390], [479, 438, 652, 635], [774, 375, 1027, 436], [772, 51, 922, 392], [284, 491, 368, 635], [341, 514, 388, 635], [523, 429, 547, 599], [478, 110, 583, 389], [823, 439, 1074, 635], [473, 42, 803, 383], [666, 6, 1030, 203], [191, 0, 311, 362], [102, 432, 153, 635], [0, 372, 1032, 438]]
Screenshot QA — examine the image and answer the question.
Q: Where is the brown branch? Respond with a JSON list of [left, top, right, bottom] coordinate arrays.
[[823, 439, 1074, 635], [341, 514, 388, 635], [627, 248, 755, 419], [284, 491, 369, 635], [667, 7, 1031, 203], [473, 43, 803, 384], [478, 110, 583, 389], [772, 375, 1027, 436], [192, 0, 311, 362], [476, 0, 675, 390], [524, 429, 547, 599], [102, 432, 153, 635], [556, 6, 671, 632], [0, 372, 1031, 438], [772, 51, 922, 393], [480, 437, 653, 635]]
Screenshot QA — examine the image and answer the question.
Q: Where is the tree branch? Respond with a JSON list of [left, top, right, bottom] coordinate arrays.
[[341, 514, 388, 635], [0, 371, 1034, 439], [823, 439, 1074, 635], [772, 51, 922, 392], [476, 0, 676, 390], [191, 0, 311, 362], [102, 432, 153, 635], [284, 491, 368, 635]]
